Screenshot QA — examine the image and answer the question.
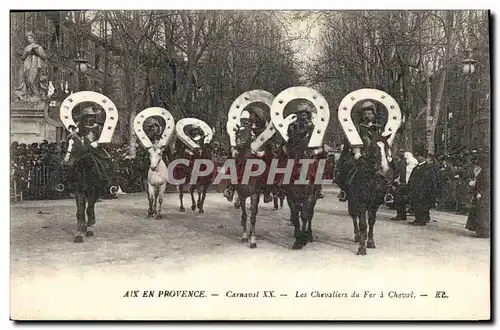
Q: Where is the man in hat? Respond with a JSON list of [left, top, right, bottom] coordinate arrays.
[[356, 101, 384, 146], [76, 106, 103, 145], [224, 110, 252, 202], [248, 105, 269, 138], [465, 148, 490, 238], [144, 117, 163, 145], [286, 101, 325, 199], [336, 101, 383, 202], [390, 152, 418, 220], [407, 144, 440, 225], [224, 108, 274, 203], [68, 106, 112, 198]]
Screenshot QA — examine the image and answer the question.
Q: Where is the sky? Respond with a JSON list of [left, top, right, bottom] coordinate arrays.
[[278, 11, 324, 79]]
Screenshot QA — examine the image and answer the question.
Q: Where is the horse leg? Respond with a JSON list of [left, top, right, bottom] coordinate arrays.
[[280, 195, 284, 209], [367, 207, 378, 249], [240, 194, 249, 243], [85, 193, 98, 237], [349, 200, 360, 243], [178, 184, 185, 212], [287, 196, 303, 249], [304, 195, 316, 243], [198, 184, 208, 214], [190, 185, 197, 211], [234, 191, 241, 209], [248, 192, 260, 249], [272, 188, 278, 210], [147, 184, 155, 217], [74, 193, 86, 243], [156, 184, 166, 220], [153, 187, 159, 217], [357, 206, 368, 256]]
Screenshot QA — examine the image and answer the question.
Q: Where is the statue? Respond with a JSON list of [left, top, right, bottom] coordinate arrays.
[[14, 32, 48, 103]]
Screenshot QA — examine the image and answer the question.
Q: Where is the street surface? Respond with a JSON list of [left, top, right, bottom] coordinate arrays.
[[10, 189, 490, 320]]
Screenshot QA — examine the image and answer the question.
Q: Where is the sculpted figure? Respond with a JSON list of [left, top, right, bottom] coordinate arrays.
[[14, 32, 48, 102]]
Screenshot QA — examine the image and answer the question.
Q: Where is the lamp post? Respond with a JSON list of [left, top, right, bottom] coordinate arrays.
[[462, 47, 476, 151], [75, 50, 88, 91]]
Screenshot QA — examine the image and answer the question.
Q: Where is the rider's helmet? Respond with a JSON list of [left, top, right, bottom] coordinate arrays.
[[247, 105, 267, 129]]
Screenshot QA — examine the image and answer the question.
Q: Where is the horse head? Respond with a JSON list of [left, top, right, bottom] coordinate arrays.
[[63, 128, 86, 166], [234, 124, 253, 153], [359, 132, 394, 180], [148, 144, 167, 171]]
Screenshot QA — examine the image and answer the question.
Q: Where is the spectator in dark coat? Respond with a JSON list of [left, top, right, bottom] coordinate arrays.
[[407, 144, 440, 226], [437, 157, 458, 211], [465, 149, 490, 238], [391, 152, 418, 221]]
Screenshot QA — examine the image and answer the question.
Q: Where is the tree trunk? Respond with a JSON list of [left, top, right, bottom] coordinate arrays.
[[427, 11, 455, 155], [421, 12, 433, 154]]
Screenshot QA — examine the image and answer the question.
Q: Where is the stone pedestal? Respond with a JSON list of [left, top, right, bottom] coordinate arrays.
[[10, 101, 59, 144]]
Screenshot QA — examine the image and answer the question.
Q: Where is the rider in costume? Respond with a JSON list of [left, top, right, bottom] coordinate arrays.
[[336, 101, 383, 201], [223, 107, 273, 203], [66, 107, 112, 196], [286, 101, 325, 199]]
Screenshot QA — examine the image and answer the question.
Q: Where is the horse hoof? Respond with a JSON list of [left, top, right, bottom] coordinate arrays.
[[292, 241, 303, 250], [249, 243, 257, 249], [179, 207, 185, 212], [367, 241, 376, 249], [242, 237, 248, 243], [85, 231, 94, 237], [199, 209, 204, 214], [74, 236, 84, 243], [357, 248, 367, 255], [308, 235, 314, 243], [155, 214, 163, 220], [191, 205, 196, 211]]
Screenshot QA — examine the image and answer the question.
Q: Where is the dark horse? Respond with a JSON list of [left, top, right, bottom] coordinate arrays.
[[176, 136, 215, 214], [229, 125, 272, 248], [64, 133, 112, 243], [280, 117, 327, 250], [345, 133, 395, 255]]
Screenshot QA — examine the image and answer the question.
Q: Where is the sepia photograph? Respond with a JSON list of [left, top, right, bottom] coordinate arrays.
[[8, 7, 491, 321]]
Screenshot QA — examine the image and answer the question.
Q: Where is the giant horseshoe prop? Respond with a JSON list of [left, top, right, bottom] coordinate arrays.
[[59, 91, 119, 143], [270, 86, 330, 147], [175, 118, 213, 150], [226, 89, 275, 151], [133, 107, 175, 148], [338, 88, 402, 147]]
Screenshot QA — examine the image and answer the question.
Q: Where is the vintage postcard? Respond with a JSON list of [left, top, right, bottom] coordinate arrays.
[[9, 8, 491, 321]]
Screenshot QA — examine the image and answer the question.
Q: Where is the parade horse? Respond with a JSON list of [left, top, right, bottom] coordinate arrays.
[[345, 133, 395, 255], [230, 124, 271, 248], [146, 143, 169, 219], [176, 136, 215, 214], [63, 133, 112, 243], [279, 120, 326, 250]]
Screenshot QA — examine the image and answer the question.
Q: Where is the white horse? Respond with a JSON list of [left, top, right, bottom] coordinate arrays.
[[146, 144, 169, 219]]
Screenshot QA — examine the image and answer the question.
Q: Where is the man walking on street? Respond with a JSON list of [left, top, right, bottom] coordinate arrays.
[[407, 144, 440, 226]]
